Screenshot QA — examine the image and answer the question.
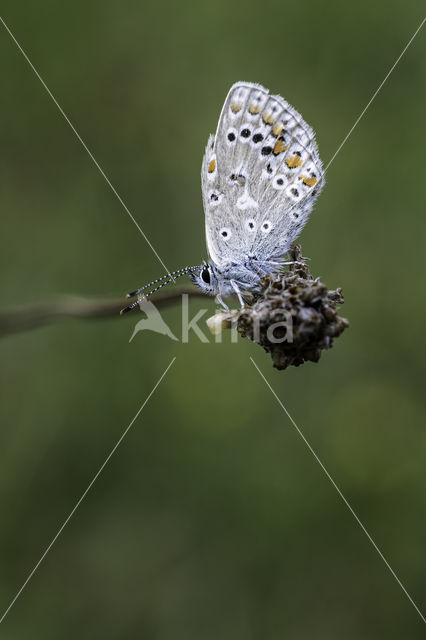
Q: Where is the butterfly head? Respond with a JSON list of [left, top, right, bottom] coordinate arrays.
[[189, 261, 219, 295]]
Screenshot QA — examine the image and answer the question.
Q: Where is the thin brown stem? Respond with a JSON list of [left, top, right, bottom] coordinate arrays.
[[0, 287, 205, 339]]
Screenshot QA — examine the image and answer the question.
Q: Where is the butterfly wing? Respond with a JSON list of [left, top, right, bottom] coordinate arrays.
[[201, 81, 324, 267]]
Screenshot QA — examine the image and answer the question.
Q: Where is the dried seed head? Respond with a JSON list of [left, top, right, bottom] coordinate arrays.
[[207, 245, 349, 370]]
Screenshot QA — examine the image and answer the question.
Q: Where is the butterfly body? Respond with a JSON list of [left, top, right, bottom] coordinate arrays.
[[189, 258, 275, 304], [121, 81, 324, 314]]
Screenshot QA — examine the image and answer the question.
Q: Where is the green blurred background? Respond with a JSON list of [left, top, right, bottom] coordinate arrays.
[[1, 1, 425, 637]]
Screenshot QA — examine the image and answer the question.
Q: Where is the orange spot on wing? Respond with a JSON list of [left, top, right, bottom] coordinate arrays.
[[208, 158, 216, 173], [231, 102, 242, 113], [302, 175, 317, 187], [285, 154, 303, 168], [249, 104, 261, 114], [272, 123, 284, 136], [262, 112, 276, 125], [273, 139, 287, 155]]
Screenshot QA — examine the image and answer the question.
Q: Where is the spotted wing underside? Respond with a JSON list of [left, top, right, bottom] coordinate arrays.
[[201, 81, 324, 267]]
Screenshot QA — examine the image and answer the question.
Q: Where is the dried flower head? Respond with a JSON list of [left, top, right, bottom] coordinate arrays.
[[208, 245, 349, 370]]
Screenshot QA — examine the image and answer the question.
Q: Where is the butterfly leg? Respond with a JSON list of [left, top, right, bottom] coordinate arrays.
[[230, 280, 245, 309], [250, 261, 265, 277], [255, 260, 305, 269], [216, 294, 230, 311], [280, 260, 306, 268]]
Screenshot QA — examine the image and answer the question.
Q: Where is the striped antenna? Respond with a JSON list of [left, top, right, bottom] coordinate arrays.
[[120, 265, 202, 315]]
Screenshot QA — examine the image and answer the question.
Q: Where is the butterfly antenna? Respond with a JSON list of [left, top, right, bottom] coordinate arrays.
[[124, 266, 201, 299], [120, 265, 202, 315]]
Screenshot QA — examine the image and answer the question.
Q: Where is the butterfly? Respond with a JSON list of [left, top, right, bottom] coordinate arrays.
[[121, 81, 324, 314]]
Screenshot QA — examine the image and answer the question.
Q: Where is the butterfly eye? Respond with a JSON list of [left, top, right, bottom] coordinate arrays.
[[201, 267, 211, 284]]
